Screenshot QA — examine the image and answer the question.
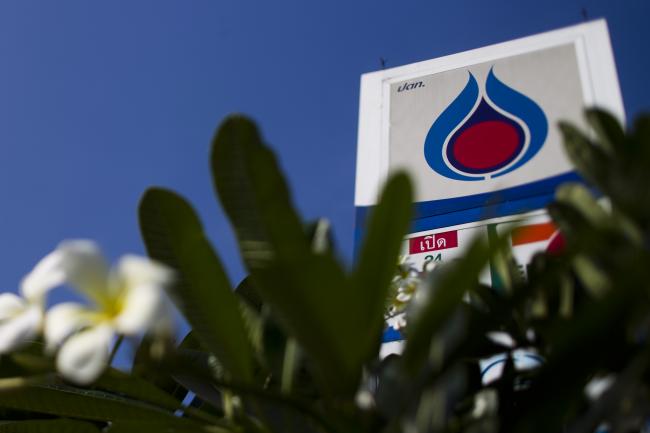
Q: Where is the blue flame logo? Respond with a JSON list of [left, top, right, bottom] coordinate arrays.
[[424, 68, 548, 181]]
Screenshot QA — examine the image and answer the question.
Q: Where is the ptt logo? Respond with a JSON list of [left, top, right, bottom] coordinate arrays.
[[424, 68, 548, 181]]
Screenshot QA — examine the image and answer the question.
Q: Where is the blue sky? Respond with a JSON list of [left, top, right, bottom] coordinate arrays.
[[0, 1, 647, 313]]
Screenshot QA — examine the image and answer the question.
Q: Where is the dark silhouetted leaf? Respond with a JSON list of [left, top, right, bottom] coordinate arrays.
[[403, 237, 497, 373], [139, 188, 254, 383], [0, 382, 184, 422], [585, 108, 624, 154], [351, 172, 412, 365], [211, 116, 412, 395], [0, 419, 100, 433]]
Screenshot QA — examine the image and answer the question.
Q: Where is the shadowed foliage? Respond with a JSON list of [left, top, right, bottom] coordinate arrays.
[[2, 109, 649, 433]]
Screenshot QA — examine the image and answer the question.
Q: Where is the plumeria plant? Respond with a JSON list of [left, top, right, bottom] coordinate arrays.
[[0, 240, 174, 385], [0, 109, 649, 433]]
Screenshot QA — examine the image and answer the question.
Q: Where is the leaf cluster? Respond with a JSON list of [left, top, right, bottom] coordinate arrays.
[[2, 109, 650, 433]]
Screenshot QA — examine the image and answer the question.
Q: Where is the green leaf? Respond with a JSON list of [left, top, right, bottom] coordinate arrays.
[[238, 302, 264, 360], [0, 381, 187, 422], [169, 333, 228, 410], [558, 115, 650, 227], [0, 420, 100, 433], [350, 171, 412, 363], [0, 342, 54, 379], [558, 121, 611, 189], [632, 113, 650, 155], [572, 255, 610, 298], [547, 201, 592, 247], [585, 108, 624, 154], [139, 188, 254, 383], [210, 116, 354, 393], [512, 285, 636, 433], [555, 183, 609, 228], [402, 237, 496, 373], [94, 369, 183, 413], [132, 334, 186, 401], [106, 420, 233, 433], [234, 277, 263, 311], [210, 115, 309, 270], [210, 116, 415, 395], [247, 256, 353, 393], [172, 369, 224, 411]]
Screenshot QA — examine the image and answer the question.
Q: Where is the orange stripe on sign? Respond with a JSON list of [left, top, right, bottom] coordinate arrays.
[[511, 222, 557, 246]]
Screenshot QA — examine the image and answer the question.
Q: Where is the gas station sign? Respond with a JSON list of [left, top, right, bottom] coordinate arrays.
[[355, 20, 624, 273], [355, 21, 625, 360]]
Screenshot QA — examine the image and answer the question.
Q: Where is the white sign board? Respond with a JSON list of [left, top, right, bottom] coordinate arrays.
[[355, 21, 625, 360], [355, 20, 623, 262]]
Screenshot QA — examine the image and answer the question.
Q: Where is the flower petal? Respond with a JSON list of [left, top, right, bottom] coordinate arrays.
[[0, 304, 41, 354], [0, 293, 27, 320], [57, 240, 111, 296], [114, 283, 166, 335], [115, 255, 174, 289], [585, 374, 615, 401], [20, 249, 66, 303], [486, 331, 515, 348], [56, 324, 113, 385], [23, 240, 110, 305], [112, 255, 173, 336], [150, 297, 175, 337], [44, 303, 93, 353]]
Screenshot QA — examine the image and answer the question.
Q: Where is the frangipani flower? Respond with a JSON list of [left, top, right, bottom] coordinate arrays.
[[0, 293, 42, 354], [35, 240, 174, 385], [0, 250, 66, 354]]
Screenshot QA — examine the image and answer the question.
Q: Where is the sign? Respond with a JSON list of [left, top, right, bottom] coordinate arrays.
[[355, 20, 624, 252], [355, 21, 625, 358], [408, 230, 458, 254]]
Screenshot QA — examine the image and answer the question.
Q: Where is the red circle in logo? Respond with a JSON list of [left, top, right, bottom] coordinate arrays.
[[451, 120, 521, 171]]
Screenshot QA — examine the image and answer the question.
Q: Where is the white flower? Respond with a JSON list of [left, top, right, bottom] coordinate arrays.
[[486, 331, 516, 348], [0, 249, 66, 354], [585, 374, 615, 401], [35, 240, 174, 385], [0, 293, 42, 354]]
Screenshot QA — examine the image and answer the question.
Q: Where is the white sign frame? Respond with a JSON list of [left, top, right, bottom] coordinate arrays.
[[355, 19, 624, 211]]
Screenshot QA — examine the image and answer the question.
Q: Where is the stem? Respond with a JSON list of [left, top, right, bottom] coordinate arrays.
[[214, 379, 334, 433], [172, 356, 334, 432], [281, 339, 298, 395], [108, 335, 124, 365], [223, 390, 235, 421]]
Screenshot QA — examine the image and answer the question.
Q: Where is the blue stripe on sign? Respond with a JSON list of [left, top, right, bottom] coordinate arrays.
[[354, 171, 590, 248], [411, 171, 582, 219], [409, 191, 556, 233], [382, 326, 404, 343]]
